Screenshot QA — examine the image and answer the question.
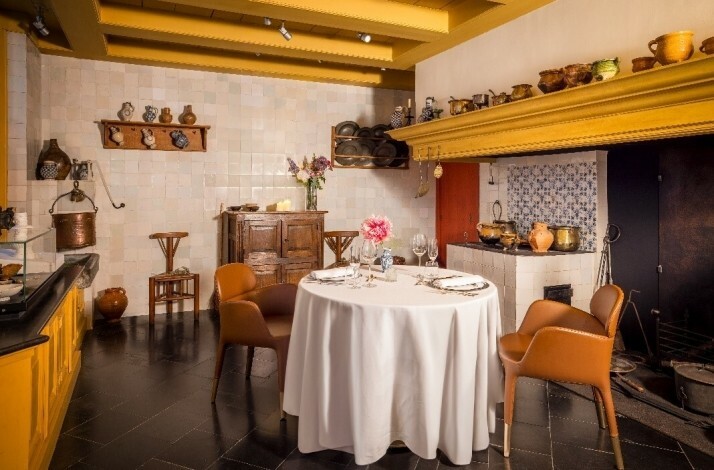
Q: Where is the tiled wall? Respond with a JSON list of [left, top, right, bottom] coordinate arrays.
[[7, 33, 431, 317], [508, 162, 597, 251]]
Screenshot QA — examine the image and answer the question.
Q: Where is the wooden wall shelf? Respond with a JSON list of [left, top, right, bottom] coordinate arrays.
[[100, 120, 210, 151], [389, 56, 714, 161]]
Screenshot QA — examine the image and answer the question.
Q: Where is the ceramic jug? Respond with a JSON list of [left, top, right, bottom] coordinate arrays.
[[143, 105, 158, 122], [39, 161, 59, 180], [118, 102, 134, 121], [648, 31, 694, 65], [180, 105, 197, 125], [142, 128, 156, 149], [97, 287, 128, 323], [159, 107, 173, 123], [109, 126, 125, 146], [171, 130, 189, 149], [528, 221, 554, 253], [38, 139, 72, 180]]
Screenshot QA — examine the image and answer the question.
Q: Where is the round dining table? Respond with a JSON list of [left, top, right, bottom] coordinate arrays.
[[283, 266, 504, 465]]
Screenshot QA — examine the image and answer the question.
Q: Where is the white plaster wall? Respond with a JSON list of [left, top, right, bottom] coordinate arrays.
[[7, 33, 432, 318], [415, 0, 714, 108]]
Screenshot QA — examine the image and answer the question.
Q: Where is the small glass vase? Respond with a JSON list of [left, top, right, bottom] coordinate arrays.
[[305, 179, 318, 211]]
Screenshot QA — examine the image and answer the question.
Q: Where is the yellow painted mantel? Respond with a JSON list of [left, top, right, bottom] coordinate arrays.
[[389, 56, 714, 161]]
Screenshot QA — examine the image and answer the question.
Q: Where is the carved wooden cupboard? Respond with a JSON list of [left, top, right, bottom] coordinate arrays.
[[221, 211, 326, 287]]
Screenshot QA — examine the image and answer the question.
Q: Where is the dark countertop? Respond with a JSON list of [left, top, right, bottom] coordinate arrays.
[[0, 254, 98, 357], [449, 242, 594, 256]]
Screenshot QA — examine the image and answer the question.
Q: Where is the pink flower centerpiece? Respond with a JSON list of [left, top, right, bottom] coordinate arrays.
[[287, 155, 332, 210], [360, 215, 393, 244]]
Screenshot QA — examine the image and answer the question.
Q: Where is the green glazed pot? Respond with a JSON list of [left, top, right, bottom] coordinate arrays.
[[592, 57, 620, 81]]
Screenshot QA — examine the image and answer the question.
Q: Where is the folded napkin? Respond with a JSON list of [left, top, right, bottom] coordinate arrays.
[[310, 266, 353, 280], [433, 275, 485, 289]]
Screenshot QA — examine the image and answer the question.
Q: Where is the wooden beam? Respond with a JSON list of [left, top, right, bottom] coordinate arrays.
[[107, 38, 414, 90], [46, 0, 106, 56], [156, 0, 449, 42], [100, 4, 398, 68], [0, 30, 7, 207]]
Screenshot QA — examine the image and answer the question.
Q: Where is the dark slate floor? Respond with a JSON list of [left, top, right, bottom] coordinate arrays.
[[50, 311, 713, 469]]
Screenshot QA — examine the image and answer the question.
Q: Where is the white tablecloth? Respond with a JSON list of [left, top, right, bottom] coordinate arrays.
[[283, 266, 504, 465]]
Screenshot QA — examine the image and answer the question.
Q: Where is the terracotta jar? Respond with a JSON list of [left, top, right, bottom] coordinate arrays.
[[180, 105, 197, 125], [37, 139, 71, 180], [97, 287, 128, 323], [537, 69, 566, 94], [648, 30, 694, 65], [528, 222, 554, 253], [159, 107, 173, 123]]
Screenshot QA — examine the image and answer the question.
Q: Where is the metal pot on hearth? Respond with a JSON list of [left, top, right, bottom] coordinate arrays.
[[549, 225, 581, 252]]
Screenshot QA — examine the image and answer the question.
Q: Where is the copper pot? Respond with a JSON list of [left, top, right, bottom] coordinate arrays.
[[477, 223, 502, 244], [538, 69, 566, 93], [562, 63, 593, 87], [548, 225, 581, 252], [449, 98, 474, 115], [489, 89, 510, 106], [52, 212, 96, 251]]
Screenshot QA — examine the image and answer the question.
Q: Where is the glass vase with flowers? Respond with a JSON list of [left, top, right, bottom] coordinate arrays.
[[287, 155, 332, 210]]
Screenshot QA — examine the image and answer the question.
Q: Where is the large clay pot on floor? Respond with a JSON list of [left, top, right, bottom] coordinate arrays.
[[97, 287, 128, 323]]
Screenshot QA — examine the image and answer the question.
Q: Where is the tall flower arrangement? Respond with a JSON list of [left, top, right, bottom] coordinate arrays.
[[360, 215, 393, 244], [287, 155, 332, 189]]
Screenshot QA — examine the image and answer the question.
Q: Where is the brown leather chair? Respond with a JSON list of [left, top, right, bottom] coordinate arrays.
[[499, 284, 625, 470], [212, 263, 297, 418]]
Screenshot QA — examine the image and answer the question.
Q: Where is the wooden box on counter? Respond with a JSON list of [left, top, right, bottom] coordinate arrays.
[[221, 211, 326, 288]]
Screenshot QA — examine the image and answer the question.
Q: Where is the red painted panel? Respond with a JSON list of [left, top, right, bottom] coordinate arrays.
[[436, 162, 479, 266]]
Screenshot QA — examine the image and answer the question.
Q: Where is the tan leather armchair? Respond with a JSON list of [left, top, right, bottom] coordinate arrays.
[[498, 284, 625, 469], [212, 263, 297, 419]]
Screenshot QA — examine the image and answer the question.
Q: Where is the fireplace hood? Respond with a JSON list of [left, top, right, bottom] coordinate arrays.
[[388, 56, 714, 161]]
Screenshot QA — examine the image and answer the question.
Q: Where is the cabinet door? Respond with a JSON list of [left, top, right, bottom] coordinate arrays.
[[243, 219, 281, 263], [252, 264, 281, 288], [284, 262, 315, 285], [282, 218, 321, 259]]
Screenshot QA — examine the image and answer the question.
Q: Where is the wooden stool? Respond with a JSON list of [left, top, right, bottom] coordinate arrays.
[[324, 230, 359, 268], [148, 232, 199, 325]]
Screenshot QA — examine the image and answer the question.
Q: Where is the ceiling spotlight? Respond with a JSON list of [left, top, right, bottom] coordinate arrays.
[[380, 67, 386, 71], [279, 21, 292, 41], [32, 9, 50, 37], [255, 52, 261, 57], [263, 17, 272, 26], [357, 33, 371, 43]]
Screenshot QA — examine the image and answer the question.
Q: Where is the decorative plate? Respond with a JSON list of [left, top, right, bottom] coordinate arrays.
[[335, 121, 359, 136], [371, 124, 391, 139], [334, 140, 361, 166]]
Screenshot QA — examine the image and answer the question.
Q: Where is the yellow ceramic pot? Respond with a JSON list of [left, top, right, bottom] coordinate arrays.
[[648, 31, 694, 65]]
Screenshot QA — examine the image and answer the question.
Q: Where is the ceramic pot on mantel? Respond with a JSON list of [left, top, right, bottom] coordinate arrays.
[[159, 107, 173, 123], [528, 221, 554, 253], [96, 287, 128, 323], [180, 105, 197, 125], [37, 139, 71, 180]]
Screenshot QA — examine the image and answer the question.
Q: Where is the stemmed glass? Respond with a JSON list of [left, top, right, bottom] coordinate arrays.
[[361, 239, 378, 287], [412, 233, 427, 268], [349, 247, 361, 289], [426, 237, 439, 278]]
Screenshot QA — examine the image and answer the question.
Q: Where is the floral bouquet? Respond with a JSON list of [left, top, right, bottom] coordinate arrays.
[[360, 215, 393, 244], [287, 154, 332, 189]]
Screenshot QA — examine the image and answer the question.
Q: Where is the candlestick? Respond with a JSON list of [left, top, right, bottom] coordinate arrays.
[[408, 98, 412, 108]]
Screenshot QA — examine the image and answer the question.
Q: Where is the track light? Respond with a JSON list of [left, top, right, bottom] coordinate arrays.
[[32, 9, 50, 37], [357, 32, 371, 43], [279, 21, 292, 41], [263, 17, 272, 26]]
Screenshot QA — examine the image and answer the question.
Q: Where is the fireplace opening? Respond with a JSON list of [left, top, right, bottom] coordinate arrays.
[[544, 284, 573, 305]]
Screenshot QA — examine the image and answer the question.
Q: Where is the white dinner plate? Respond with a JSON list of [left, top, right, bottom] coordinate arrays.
[[439, 281, 489, 292]]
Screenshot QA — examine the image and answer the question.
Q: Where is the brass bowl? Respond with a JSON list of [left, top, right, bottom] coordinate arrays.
[[1, 263, 22, 280], [632, 56, 657, 73], [537, 69, 566, 94], [500, 233, 518, 249], [562, 63, 593, 87]]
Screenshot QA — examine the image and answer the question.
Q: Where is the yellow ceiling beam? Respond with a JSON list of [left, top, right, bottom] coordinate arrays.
[[392, 0, 553, 69], [107, 38, 414, 90], [46, 0, 107, 55], [100, 4, 398, 68], [156, 0, 449, 42]]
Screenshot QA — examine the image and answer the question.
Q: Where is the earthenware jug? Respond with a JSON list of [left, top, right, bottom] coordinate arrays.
[[180, 105, 197, 125], [143, 105, 158, 122], [109, 126, 125, 146], [39, 161, 59, 180], [648, 31, 694, 65], [118, 102, 134, 121], [97, 287, 128, 323], [141, 128, 156, 149], [528, 221, 554, 253], [38, 139, 71, 180], [159, 107, 173, 123], [592, 57, 620, 81], [171, 130, 189, 149]]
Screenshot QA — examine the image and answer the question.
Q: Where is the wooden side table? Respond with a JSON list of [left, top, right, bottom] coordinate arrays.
[[148, 232, 200, 325]]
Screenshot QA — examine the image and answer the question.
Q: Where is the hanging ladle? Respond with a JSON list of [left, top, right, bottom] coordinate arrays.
[[414, 147, 426, 198]]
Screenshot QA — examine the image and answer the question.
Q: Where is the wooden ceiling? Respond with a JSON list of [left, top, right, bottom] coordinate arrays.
[[0, 0, 552, 90]]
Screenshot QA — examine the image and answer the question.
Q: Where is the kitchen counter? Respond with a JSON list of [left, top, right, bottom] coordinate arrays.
[[452, 242, 593, 256], [0, 254, 98, 357]]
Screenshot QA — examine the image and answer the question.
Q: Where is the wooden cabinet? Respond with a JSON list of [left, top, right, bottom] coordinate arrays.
[[222, 211, 326, 287]]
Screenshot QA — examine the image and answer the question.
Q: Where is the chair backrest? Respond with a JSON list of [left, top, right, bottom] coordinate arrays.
[[590, 284, 625, 338], [149, 231, 189, 272], [215, 263, 257, 304], [324, 230, 359, 267]]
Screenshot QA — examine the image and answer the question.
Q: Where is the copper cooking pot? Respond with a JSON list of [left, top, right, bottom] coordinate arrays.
[[449, 97, 474, 115], [477, 223, 502, 244], [549, 225, 580, 252], [49, 183, 99, 251]]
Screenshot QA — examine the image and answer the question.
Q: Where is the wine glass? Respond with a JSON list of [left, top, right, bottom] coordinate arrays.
[[412, 234, 427, 268], [349, 247, 361, 289], [426, 237, 439, 278], [361, 240, 378, 287]]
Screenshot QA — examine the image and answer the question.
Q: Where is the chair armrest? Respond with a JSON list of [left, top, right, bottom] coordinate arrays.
[[239, 283, 298, 317], [519, 326, 614, 383], [219, 300, 274, 346], [518, 300, 605, 336]]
